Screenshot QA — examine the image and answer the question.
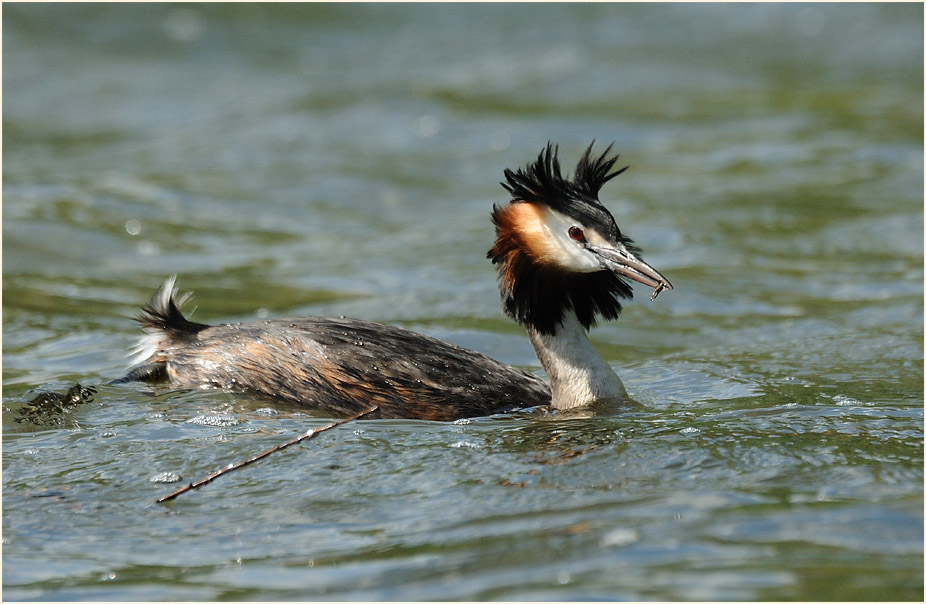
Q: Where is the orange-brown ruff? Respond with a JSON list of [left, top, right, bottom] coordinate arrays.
[[119, 143, 672, 420]]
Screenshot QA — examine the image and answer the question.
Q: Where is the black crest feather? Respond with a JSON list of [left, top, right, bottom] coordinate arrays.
[[574, 141, 627, 197], [502, 141, 627, 209], [501, 141, 628, 243]]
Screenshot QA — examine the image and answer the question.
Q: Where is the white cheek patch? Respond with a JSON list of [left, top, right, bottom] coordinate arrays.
[[539, 208, 603, 273], [584, 228, 612, 248]]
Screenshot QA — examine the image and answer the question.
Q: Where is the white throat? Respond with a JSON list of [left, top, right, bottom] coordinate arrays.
[[528, 310, 629, 410]]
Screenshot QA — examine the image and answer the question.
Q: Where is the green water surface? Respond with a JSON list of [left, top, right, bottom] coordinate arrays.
[[3, 4, 923, 601]]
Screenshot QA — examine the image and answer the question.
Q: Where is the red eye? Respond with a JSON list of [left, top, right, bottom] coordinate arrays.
[[568, 226, 586, 242]]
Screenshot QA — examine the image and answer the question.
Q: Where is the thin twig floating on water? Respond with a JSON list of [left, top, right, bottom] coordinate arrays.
[[156, 405, 378, 503]]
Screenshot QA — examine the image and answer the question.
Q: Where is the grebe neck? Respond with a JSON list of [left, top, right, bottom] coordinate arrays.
[[527, 309, 628, 411]]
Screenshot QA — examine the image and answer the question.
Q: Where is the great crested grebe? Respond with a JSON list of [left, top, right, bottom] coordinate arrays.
[[119, 143, 672, 420]]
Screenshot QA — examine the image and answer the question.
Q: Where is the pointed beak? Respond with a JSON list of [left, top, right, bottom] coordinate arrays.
[[590, 243, 674, 300]]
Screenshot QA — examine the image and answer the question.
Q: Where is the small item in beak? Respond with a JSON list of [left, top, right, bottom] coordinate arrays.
[[650, 282, 667, 302]]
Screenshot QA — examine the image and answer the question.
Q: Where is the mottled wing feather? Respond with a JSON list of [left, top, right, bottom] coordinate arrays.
[[159, 318, 551, 420]]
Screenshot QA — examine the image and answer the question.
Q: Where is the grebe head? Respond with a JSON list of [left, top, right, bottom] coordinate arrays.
[[488, 142, 673, 335]]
